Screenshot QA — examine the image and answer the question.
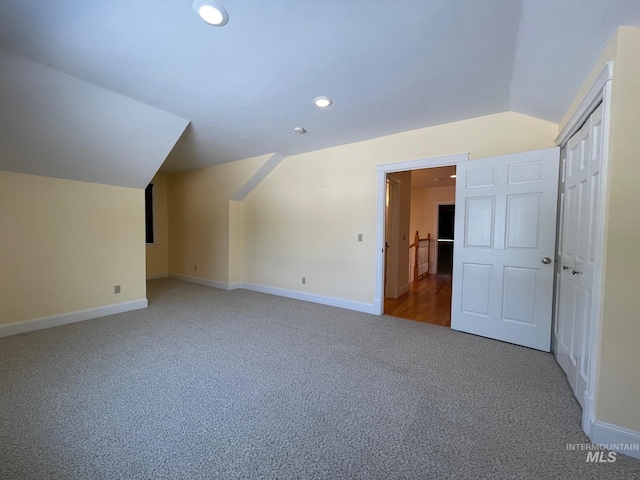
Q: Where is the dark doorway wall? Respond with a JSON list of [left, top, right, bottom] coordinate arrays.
[[437, 204, 455, 275]]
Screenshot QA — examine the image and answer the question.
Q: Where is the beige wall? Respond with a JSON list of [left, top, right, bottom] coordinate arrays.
[[241, 112, 557, 303], [560, 26, 640, 433], [167, 155, 270, 284], [598, 27, 638, 432], [145, 173, 169, 278], [410, 185, 456, 275], [0, 171, 146, 325], [598, 26, 640, 431], [598, 27, 640, 432]]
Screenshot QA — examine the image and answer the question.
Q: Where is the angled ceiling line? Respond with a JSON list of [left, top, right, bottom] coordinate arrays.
[[231, 153, 286, 201]]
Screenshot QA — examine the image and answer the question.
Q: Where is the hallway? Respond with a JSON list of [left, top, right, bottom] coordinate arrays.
[[384, 274, 452, 327]]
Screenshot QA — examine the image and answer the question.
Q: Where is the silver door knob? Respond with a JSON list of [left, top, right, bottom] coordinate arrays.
[[542, 257, 552, 265], [562, 265, 569, 270], [572, 270, 582, 275]]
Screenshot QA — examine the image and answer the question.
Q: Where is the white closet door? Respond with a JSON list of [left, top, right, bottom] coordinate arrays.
[[554, 103, 604, 407], [451, 148, 559, 352]]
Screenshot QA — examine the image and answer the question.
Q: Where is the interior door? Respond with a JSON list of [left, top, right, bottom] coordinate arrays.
[[385, 176, 400, 298], [451, 148, 559, 351], [554, 103, 603, 406]]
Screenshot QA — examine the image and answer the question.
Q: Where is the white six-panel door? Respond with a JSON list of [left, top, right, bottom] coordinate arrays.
[[451, 148, 560, 351], [554, 103, 604, 406]]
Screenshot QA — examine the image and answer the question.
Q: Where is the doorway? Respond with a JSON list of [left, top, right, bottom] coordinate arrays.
[[435, 203, 455, 275], [381, 164, 458, 327], [375, 153, 468, 316]]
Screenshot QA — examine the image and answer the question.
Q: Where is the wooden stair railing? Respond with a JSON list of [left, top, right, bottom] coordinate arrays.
[[409, 230, 431, 282]]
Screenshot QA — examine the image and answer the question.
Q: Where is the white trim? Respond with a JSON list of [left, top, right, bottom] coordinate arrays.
[[586, 419, 640, 460], [169, 273, 232, 290], [0, 299, 148, 338], [556, 62, 613, 146], [169, 276, 377, 314], [375, 153, 470, 314], [238, 282, 378, 314], [583, 74, 614, 439], [374, 171, 387, 313], [376, 152, 470, 173], [146, 273, 169, 280]]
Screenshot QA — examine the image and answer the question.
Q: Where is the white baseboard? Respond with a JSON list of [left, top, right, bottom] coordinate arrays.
[[373, 298, 382, 315], [169, 273, 232, 291], [0, 299, 148, 338], [169, 275, 378, 314], [146, 273, 169, 280], [169, 273, 380, 315], [237, 282, 378, 314], [587, 419, 640, 460]]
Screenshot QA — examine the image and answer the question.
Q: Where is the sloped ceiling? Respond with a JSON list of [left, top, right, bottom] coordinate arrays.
[[0, 0, 639, 182], [0, 50, 188, 188]]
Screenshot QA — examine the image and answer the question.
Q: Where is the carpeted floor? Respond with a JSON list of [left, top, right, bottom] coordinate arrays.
[[1, 278, 639, 479]]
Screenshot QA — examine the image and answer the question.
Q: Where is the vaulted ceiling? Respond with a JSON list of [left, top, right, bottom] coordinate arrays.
[[0, 0, 639, 186]]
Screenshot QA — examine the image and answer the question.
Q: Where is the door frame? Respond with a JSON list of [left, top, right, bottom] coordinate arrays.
[[433, 201, 455, 275], [374, 153, 469, 314]]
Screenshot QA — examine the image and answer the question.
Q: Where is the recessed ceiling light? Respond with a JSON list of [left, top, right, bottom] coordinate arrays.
[[293, 127, 306, 134], [450, 174, 457, 178], [313, 96, 333, 108], [193, 1, 229, 26]]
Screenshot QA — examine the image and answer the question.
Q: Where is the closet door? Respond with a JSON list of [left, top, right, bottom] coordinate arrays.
[[554, 103, 604, 407]]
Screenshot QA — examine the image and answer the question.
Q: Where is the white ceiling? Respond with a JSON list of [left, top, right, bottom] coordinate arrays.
[[0, 1, 639, 182], [412, 167, 457, 189]]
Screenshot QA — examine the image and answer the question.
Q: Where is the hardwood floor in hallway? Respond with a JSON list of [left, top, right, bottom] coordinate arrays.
[[384, 274, 452, 327]]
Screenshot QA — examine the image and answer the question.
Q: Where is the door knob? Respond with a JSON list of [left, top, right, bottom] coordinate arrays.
[[572, 270, 582, 275], [562, 265, 569, 270], [542, 257, 552, 264]]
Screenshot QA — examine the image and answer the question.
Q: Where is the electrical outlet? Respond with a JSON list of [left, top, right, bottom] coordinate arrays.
[[402, 234, 406, 241], [358, 233, 363, 242], [302, 277, 306, 285], [114, 285, 121, 294]]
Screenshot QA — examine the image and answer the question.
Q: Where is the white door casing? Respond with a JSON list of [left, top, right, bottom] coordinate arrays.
[[451, 148, 560, 351], [375, 153, 470, 314]]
